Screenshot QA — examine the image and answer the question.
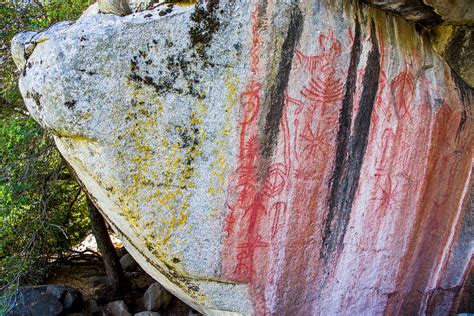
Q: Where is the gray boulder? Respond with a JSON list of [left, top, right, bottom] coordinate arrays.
[[98, 0, 131, 16], [134, 312, 160, 316], [45, 285, 67, 301], [107, 300, 132, 316], [120, 253, 138, 272], [13, 288, 63, 316], [84, 298, 101, 314], [62, 288, 83, 312], [143, 283, 171, 311]]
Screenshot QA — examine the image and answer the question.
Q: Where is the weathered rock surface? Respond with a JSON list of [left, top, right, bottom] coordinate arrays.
[[46, 285, 68, 301], [83, 298, 101, 315], [44, 285, 82, 312], [13, 0, 473, 315], [363, 0, 443, 25]]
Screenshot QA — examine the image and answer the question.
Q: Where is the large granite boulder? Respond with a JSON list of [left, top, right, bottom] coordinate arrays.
[[12, 0, 473, 314]]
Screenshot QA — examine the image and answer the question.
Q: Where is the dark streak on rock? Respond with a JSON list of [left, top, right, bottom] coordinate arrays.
[[64, 100, 76, 109], [129, 73, 178, 95], [260, 6, 303, 157], [22, 61, 33, 77], [27, 90, 42, 109], [322, 19, 380, 260], [189, 0, 220, 58], [450, 68, 473, 141], [129, 49, 206, 98], [323, 18, 362, 251], [444, 27, 472, 87]]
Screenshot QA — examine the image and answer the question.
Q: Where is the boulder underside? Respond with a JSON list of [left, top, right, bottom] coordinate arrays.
[[13, 0, 473, 315]]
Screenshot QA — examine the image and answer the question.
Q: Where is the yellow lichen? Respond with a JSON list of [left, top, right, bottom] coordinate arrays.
[[207, 70, 239, 217], [113, 79, 208, 270]]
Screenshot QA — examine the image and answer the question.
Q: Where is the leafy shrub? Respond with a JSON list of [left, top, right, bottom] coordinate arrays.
[[0, 0, 92, 313]]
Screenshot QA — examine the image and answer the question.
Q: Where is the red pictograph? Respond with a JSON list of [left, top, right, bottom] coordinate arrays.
[[284, 28, 343, 190], [240, 82, 261, 124], [375, 128, 395, 174], [223, 5, 265, 284], [391, 65, 415, 122], [371, 70, 392, 127], [372, 175, 399, 211], [224, 203, 236, 235], [294, 31, 341, 75], [285, 93, 305, 115], [249, 10, 262, 73], [294, 49, 322, 75], [223, 24, 352, 314], [234, 234, 269, 278], [270, 202, 288, 237], [296, 33, 344, 116], [300, 74, 344, 105], [263, 163, 288, 197], [300, 123, 332, 160], [318, 30, 342, 63]]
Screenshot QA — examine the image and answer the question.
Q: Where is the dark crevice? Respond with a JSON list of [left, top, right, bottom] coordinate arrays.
[[322, 18, 380, 261], [360, 0, 444, 28]]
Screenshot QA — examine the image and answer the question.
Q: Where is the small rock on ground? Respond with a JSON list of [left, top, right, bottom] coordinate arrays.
[[120, 253, 138, 272], [143, 283, 172, 311], [45, 285, 67, 301], [84, 298, 101, 314], [134, 311, 160, 316], [107, 300, 132, 316], [62, 288, 83, 312]]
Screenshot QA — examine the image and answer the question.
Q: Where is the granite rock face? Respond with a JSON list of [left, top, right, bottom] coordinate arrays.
[[13, 0, 473, 315]]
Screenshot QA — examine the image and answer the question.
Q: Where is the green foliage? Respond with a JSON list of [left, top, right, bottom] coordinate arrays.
[[0, 119, 92, 314], [0, 0, 91, 118], [0, 0, 92, 312], [0, 117, 90, 284]]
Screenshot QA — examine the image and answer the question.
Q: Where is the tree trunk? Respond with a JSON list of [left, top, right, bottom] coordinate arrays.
[[87, 197, 129, 296]]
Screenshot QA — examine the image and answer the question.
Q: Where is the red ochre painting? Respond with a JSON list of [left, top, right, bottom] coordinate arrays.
[[222, 5, 472, 315]]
